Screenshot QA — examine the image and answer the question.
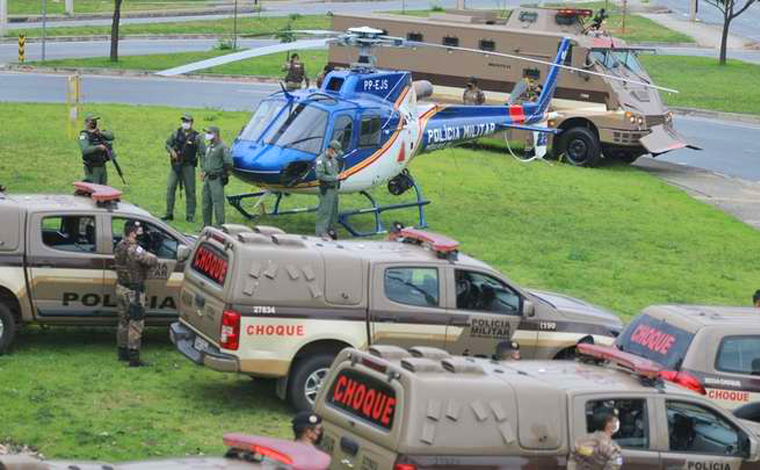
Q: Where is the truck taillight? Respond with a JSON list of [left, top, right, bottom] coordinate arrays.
[[659, 370, 706, 395], [394, 465, 416, 470], [220, 309, 241, 350]]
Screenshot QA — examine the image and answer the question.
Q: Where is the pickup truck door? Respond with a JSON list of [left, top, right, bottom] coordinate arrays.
[[27, 212, 108, 321], [369, 264, 447, 350], [444, 268, 523, 359], [570, 394, 662, 469], [104, 216, 185, 322]]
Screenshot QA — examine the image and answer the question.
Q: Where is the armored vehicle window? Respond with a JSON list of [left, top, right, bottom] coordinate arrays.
[[519, 11, 538, 23], [41, 215, 96, 253], [384, 267, 439, 307], [615, 314, 695, 370], [359, 115, 382, 148], [665, 401, 748, 457], [112, 218, 178, 260], [479, 39, 496, 52], [190, 242, 229, 286], [407, 32, 423, 42], [585, 399, 649, 449], [716, 335, 760, 376], [332, 114, 354, 152], [455, 270, 520, 315], [326, 368, 397, 431], [442, 36, 459, 47]]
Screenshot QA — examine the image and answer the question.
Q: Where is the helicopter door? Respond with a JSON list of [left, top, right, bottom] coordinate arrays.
[[331, 114, 354, 153]]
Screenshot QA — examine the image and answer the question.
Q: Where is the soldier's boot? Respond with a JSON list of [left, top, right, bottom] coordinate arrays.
[[186, 215, 194, 223], [118, 347, 129, 362], [128, 349, 149, 368]]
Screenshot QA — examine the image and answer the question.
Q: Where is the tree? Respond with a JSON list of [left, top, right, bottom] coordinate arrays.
[[109, 0, 123, 62], [703, 0, 757, 65]]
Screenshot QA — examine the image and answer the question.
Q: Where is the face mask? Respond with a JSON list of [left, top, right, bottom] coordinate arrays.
[[205, 133, 214, 141], [181, 122, 191, 131], [612, 419, 620, 434]]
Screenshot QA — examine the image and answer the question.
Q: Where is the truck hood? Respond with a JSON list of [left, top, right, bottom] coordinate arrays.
[[529, 289, 623, 332]]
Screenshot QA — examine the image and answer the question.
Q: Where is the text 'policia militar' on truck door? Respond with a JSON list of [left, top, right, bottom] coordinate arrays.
[[27, 212, 108, 320], [369, 263, 447, 349], [443, 267, 526, 358]]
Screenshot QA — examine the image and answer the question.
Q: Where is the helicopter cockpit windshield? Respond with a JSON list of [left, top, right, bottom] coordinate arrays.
[[240, 99, 330, 155]]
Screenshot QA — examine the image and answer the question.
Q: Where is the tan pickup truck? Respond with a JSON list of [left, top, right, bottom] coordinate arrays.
[[170, 225, 623, 410]]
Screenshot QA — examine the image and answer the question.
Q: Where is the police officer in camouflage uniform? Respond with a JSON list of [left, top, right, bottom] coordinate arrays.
[[163, 113, 205, 223], [79, 112, 115, 185], [200, 126, 233, 228], [462, 77, 486, 105], [315, 139, 342, 239], [567, 408, 623, 470], [282, 53, 309, 91], [114, 221, 158, 367]]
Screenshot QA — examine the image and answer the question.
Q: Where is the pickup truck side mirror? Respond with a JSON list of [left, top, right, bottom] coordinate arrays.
[[523, 299, 535, 317], [177, 245, 191, 262]]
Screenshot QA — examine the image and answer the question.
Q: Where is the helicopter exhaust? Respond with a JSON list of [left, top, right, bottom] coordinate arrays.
[[413, 80, 434, 100]]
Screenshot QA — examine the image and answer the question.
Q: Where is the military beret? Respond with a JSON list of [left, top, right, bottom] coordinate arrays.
[[292, 411, 322, 428]]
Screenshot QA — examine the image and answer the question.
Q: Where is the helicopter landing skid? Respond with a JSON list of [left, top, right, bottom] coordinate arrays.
[[226, 179, 430, 238]]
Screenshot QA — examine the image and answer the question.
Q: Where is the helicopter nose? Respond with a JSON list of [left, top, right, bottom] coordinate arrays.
[[231, 141, 312, 186]]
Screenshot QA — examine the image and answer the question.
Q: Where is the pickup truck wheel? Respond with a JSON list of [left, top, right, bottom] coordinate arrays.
[[288, 354, 335, 411], [0, 303, 17, 354]]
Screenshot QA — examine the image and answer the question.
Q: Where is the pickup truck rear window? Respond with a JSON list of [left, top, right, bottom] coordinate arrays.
[[191, 243, 229, 286], [615, 314, 695, 370], [326, 369, 397, 431]]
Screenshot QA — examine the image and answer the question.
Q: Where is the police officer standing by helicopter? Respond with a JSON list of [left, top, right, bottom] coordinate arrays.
[[79, 112, 115, 184], [163, 113, 205, 223], [282, 53, 309, 91], [200, 126, 233, 228], [462, 77, 486, 105], [315, 139, 343, 239]]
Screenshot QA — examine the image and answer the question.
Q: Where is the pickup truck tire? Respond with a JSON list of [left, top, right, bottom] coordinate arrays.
[[0, 303, 17, 354], [288, 353, 335, 411], [734, 402, 760, 422], [555, 127, 602, 167]]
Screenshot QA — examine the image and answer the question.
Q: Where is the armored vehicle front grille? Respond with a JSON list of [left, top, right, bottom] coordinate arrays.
[[645, 115, 666, 127]]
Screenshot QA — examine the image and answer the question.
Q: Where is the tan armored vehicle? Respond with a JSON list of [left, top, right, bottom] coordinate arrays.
[[170, 225, 623, 410], [0, 434, 331, 470], [330, 8, 698, 167], [0, 183, 192, 353], [313, 344, 760, 470], [613, 305, 760, 421]]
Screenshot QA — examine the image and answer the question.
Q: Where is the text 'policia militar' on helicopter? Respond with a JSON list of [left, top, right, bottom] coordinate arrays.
[[156, 26, 676, 237]]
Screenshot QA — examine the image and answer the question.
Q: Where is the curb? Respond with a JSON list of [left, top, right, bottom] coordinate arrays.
[[670, 107, 760, 126], [0, 34, 239, 44], [9, 6, 263, 23]]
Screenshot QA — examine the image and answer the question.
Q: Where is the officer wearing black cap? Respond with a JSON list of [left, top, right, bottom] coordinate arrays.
[[496, 340, 521, 361], [163, 113, 205, 223], [292, 411, 323, 447], [462, 77, 485, 105]]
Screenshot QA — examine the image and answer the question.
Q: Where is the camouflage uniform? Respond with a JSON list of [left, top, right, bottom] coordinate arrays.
[[283, 57, 308, 91], [462, 85, 486, 105], [315, 141, 342, 237], [79, 126, 115, 185], [114, 237, 157, 358], [567, 431, 623, 470]]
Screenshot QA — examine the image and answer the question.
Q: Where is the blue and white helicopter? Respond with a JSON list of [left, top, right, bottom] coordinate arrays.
[[158, 27, 670, 236]]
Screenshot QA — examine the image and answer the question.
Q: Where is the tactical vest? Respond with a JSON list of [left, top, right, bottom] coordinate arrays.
[[171, 129, 200, 166], [285, 62, 305, 83], [81, 131, 109, 166]]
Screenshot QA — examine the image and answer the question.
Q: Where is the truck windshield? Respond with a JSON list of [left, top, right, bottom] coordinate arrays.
[[615, 314, 695, 370], [263, 102, 329, 155], [591, 49, 649, 82]]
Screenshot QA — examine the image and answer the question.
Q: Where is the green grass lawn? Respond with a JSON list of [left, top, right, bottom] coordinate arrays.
[[7, 13, 329, 38], [641, 54, 760, 116], [2, 102, 760, 460], [9, 0, 258, 15]]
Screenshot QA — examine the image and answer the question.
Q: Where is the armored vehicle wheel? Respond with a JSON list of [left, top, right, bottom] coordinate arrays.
[[0, 303, 17, 354], [734, 402, 760, 422], [556, 127, 601, 167], [288, 353, 334, 411]]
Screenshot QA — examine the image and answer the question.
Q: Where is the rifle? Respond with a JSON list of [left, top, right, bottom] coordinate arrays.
[[92, 131, 127, 185]]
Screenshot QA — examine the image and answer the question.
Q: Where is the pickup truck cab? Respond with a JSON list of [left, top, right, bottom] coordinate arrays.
[[0, 183, 192, 353], [614, 305, 760, 421], [170, 224, 623, 410], [313, 344, 760, 470]]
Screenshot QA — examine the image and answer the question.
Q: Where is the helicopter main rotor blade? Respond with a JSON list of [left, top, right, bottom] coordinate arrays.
[[155, 38, 330, 76], [406, 41, 679, 94]]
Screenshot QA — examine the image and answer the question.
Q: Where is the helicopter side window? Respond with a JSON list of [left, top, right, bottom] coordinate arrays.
[[359, 116, 382, 148], [332, 114, 354, 152]]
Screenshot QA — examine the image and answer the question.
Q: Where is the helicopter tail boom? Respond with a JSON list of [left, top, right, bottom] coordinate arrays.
[[524, 37, 571, 121]]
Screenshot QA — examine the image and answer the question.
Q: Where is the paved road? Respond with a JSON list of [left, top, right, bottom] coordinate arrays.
[[651, 0, 760, 44], [0, 38, 277, 63], [1, 70, 759, 181], [654, 46, 760, 64]]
